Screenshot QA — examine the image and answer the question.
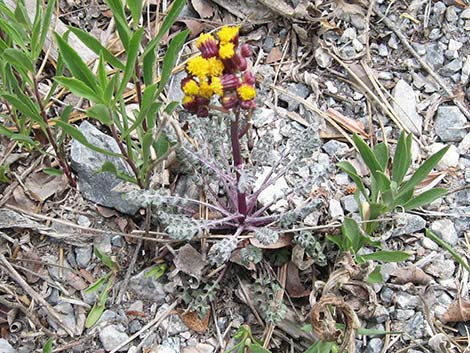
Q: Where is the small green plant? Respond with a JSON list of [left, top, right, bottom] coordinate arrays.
[[224, 325, 271, 353], [0, 0, 77, 185], [338, 132, 449, 233], [84, 248, 117, 328], [42, 337, 53, 353], [53, 0, 188, 188]]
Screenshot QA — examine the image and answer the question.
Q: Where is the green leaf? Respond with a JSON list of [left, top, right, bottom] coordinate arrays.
[[84, 272, 111, 293], [392, 132, 412, 184], [35, 0, 56, 61], [55, 76, 101, 102], [1, 93, 41, 120], [67, 26, 125, 70], [105, 0, 131, 48], [94, 247, 117, 270], [342, 217, 364, 254], [367, 265, 383, 283], [154, 133, 170, 159], [375, 171, 391, 195], [127, 0, 143, 26], [352, 134, 383, 175], [54, 32, 98, 91], [85, 298, 106, 328], [14, 2, 30, 28], [326, 234, 349, 253], [336, 161, 369, 201], [156, 29, 190, 95], [42, 168, 64, 177], [304, 341, 337, 353], [2, 48, 34, 72], [248, 343, 272, 353], [116, 28, 144, 99], [142, 0, 187, 84], [87, 104, 112, 125], [0, 165, 11, 183], [402, 188, 447, 210], [97, 161, 137, 184], [358, 250, 411, 263], [42, 337, 53, 353], [397, 145, 450, 199], [373, 142, 389, 171], [425, 229, 470, 272], [0, 19, 29, 51], [144, 263, 167, 279], [53, 120, 122, 157]]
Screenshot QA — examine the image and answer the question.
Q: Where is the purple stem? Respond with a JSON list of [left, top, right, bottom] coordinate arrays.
[[230, 111, 248, 220]]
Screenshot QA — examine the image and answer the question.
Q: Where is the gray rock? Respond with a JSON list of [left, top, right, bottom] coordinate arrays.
[[434, 106, 467, 142], [340, 27, 356, 42], [70, 121, 141, 215], [445, 6, 459, 23], [380, 287, 394, 303], [75, 245, 92, 268], [394, 309, 415, 321], [393, 80, 422, 135], [406, 312, 426, 339], [322, 140, 349, 157], [280, 83, 310, 111], [350, 14, 366, 29], [395, 292, 420, 309], [315, 47, 332, 68], [94, 233, 112, 254], [430, 143, 459, 170], [129, 320, 142, 334], [428, 28, 441, 40], [433, 1, 446, 17], [328, 199, 344, 219], [440, 59, 462, 77], [158, 337, 181, 353], [424, 258, 455, 278], [364, 338, 383, 353], [99, 325, 129, 352], [159, 305, 188, 336], [390, 213, 426, 237], [253, 108, 276, 128], [0, 339, 17, 353], [47, 302, 77, 336], [462, 6, 470, 19], [430, 219, 458, 245], [426, 43, 445, 69], [448, 39, 463, 52], [378, 44, 389, 57], [421, 236, 439, 250], [128, 268, 167, 302], [341, 194, 358, 213], [77, 215, 91, 227]]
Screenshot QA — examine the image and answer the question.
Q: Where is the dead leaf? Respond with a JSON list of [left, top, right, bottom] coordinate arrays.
[[18, 250, 43, 284], [250, 233, 292, 249], [326, 108, 368, 137], [25, 172, 68, 203], [191, 0, 213, 18], [177, 309, 210, 333], [229, 249, 255, 271], [291, 245, 314, 271], [334, 0, 366, 16], [390, 266, 433, 285], [96, 205, 118, 218], [11, 187, 36, 212], [265, 47, 283, 64], [173, 244, 206, 281], [65, 271, 88, 291], [178, 19, 205, 38], [286, 262, 310, 298], [415, 171, 447, 194], [442, 298, 470, 323]]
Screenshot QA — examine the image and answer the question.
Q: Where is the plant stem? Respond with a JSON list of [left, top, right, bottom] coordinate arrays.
[[230, 110, 247, 221], [32, 77, 77, 188], [110, 123, 144, 188]]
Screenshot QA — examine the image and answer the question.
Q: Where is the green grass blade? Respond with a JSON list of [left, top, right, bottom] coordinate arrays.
[[403, 188, 447, 210], [397, 145, 449, 198], [425, 229, 470, 272], [116, 28, 144, 99], [105, 0, 131, 47]]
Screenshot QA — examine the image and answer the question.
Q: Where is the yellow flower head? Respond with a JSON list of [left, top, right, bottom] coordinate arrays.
[[196, 33, 216, 48], [186, 55, 209, 79], [182, 95, 195, 104], [182, 79, 199, 95], [208, 57, 224, 77], [237, 84, 256, 101], [211, 77, 223, 96], [199, 80, 213, 98], [219, 42, 235, 59], [218, 26, 239, 44]]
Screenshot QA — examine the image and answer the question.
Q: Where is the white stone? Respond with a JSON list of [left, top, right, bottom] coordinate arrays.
[[254, 167, 289, 211], [430, 143, 460, 170], [329, 199, 344, 219], [393, 80, 422, 135], [430, 219, 459, 246], [448, 39, 463, 51]]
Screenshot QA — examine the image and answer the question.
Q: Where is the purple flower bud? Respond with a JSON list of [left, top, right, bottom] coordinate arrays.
[[199, 40, 219, 58], [240, 44, 252, 57], [196, 106, 209, 117], [240, 99, 256, 110], [220, 74, 240, 90], [238, 56, 247, 71], [243, 71, 256, 85], [221, 93, 238, 109]]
